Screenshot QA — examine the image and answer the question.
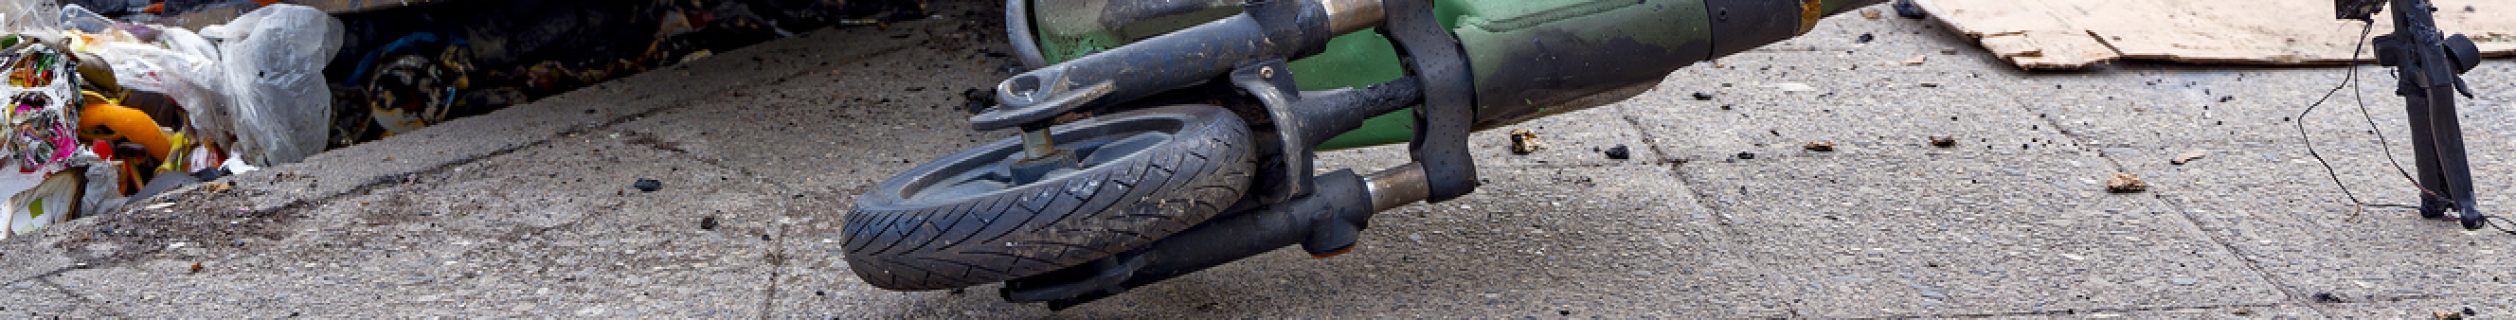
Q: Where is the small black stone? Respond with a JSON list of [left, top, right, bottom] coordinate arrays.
[[1691, 92, 1715, 101], [1856, 33, 1876, 44], [2311, 292, 2344, 303], [963, 88, 997, 113], [633, 179, 663, 192], [1604, 145, 1633, 160], [1736, 152, 1757, 160], [699, 216, 719, 230], [1894, 0, 1928, 18]]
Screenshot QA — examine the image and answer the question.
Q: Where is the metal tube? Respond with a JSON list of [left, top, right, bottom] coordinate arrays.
[[1006, 0, 1050, 69], [1293, 75, 1421, 146], [1321, 0, 1385, 35], [1364, 163, 1429, 212], [974, 0, 1341, 130]]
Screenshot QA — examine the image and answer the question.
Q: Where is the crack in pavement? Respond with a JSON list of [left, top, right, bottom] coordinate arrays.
[[2009, 86, 2312, 306], [2003, 84, 2312, 306], [36, 278, 131, 318], [1605, 107, 1744, 233]]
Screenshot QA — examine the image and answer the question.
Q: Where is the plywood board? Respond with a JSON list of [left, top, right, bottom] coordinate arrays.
[[1917, 0, 2516, 70]]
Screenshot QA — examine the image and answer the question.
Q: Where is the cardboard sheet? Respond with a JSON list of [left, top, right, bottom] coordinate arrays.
[[1917, 0, 2516, 69]]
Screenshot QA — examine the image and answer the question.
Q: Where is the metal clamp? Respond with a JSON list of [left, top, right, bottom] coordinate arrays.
[[1233, 60, 1316, 201], [1378, 0, 1478, 202]]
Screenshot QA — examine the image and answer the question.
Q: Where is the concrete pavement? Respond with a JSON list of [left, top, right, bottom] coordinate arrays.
[[5, 1, 2515, 318]]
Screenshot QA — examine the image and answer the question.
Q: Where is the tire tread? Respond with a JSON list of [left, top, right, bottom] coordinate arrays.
[[841, 107, 1254, 290]]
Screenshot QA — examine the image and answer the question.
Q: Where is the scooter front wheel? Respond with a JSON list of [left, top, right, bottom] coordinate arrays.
[[844, 105, 1255, 291]]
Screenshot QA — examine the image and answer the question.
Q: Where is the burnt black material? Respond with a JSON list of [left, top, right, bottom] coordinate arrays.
[[2335, 0, 2384, 20], [1379, 0, 1479, 202], [2364, 0, 2488, 229], [1704, 0, 1804, 57], [1235, 59, 1426, 202], [1467, 12, 1711, 127]]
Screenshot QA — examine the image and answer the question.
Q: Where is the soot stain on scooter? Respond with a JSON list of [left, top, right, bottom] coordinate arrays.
[[1474, 29, 1710, 128]]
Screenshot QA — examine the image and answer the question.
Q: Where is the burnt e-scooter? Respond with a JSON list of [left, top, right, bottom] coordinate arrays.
[[843, 0, 1872, 308]]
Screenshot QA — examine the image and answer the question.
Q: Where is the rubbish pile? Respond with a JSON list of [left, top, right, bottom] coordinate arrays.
[[0, 0, 926, 238], [1, 1, 340, 238], [321, 0, 925, 148]]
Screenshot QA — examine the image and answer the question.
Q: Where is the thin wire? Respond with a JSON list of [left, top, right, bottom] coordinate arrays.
[[2297, 22, 2379, 220], [2490, 216, 2516, 235], [2340, 24, 2453, 217]]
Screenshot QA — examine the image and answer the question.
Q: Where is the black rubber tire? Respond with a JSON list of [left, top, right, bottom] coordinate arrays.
[[843, 105, 1254, 291]]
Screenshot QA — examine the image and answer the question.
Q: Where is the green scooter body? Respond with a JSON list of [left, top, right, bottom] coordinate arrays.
[[1027, 0, 1880, 149]]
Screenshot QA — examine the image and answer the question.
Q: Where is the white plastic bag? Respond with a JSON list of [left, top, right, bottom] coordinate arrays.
[[155, 26, 219, 59], [197, 4, 343, 165]]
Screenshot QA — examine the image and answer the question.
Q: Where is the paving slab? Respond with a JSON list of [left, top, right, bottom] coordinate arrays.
[[1673, 152, 2288, 317], [2125, 141, 2516, 303], [2096, 64, 2516, 302], [1628, 58, 2083, 162], [2003, 65, 2516, 151]]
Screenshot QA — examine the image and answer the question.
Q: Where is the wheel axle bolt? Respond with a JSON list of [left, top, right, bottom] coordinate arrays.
[[1020, 128, 1058, 160]]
